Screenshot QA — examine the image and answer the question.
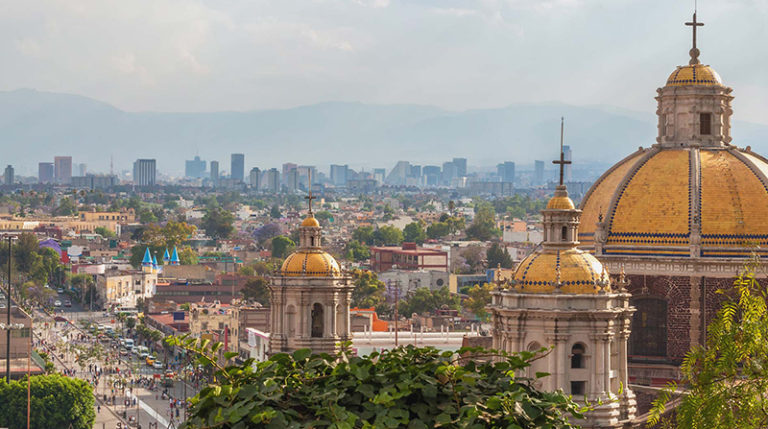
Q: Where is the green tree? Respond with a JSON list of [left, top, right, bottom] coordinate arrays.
[[314, 210, 333, 223], [143, 221, 197, 248], [351, 269, 386, 309], [241, 276, 270, 305], [344, 240, 370, 262], [94, 226, 116, 238], [202, 208, 235, 239], [270, 204, 282, 219], [486, 242, 513, 268], [138, 207, 158, 223], [464, 283, 497, 321], [466, 202, 500, 241], [0, 374, 95, 429], [426, 221, 451, 240], [166, 337, 584, 429], [52, 197, 77, 216], [271, 236, 295, 259], [179, 245, 199, 265], [403, 221, 426, 244], [649, 262, 768, 428], [352, 226, 375, 245], [398, 286, 460, 317], [376, 225, 404, 246]]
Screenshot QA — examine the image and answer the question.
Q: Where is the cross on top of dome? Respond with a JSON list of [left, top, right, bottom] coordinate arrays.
[[685, 11, 704, 65], [552, 117, 571, 186]]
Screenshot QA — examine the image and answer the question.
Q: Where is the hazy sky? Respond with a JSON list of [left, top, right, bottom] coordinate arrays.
[[3, 0, 768, 123]]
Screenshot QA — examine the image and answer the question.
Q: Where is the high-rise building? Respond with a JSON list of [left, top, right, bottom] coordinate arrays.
[[54, 156, 72, 184], [210, 161, 220, 186], [38, 162, 54, 184], [4, 165, 14, 186], [265, 168, 280, 193], [231, 153, 245, 182], [452, 158, 467, 177], [534, 160, 545, 185], [422, 165, 441, 186], [410, 165, 422, 178], [77, 163, 87, 177], [442, 161, 458, 185], [330, 164, 349, 186], [385, 161, 411, 186], [185, 156, 207, 179], [497, 161, 516, 183], [285, 169, 299, 191], [297, 166, 316, 190], [133, 159, 157, 186], [249, 167, 261, 189], [373, 168, 386, 184], [563, 145, 572, 182]]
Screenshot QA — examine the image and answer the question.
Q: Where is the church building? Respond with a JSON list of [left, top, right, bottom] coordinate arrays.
[[578, 13, 768, 383]]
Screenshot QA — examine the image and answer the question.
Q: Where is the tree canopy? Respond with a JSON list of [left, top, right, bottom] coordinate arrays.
[[0, 374, 95, 429], [465, 202, 500, 241], [202, 207, 236, 239], [486, 242, 513, 269], [398, 286, 460, 317], [271, 236, 295, 259], [350, 269, 386, 310], [169, 337, 584, 429], [403, 222, 427, 244]]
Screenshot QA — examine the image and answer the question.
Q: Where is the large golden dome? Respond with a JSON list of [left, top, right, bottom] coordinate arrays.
[[666, 64, 722, 87], [280, 249, 341, 277], [580, 147, 768, 258], [512, 248, 610, 294]]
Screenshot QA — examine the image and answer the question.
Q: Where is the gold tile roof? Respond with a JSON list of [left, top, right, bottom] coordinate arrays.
[[301, 216, 320, 227], [512, 248, 609, 294], [666, 64, 723, 87], [579, 147, 768, 257], [546, 195, 575, 210], [280, 250, 341, 277]]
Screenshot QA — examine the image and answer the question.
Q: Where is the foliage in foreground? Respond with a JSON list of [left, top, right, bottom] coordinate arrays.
[[648, 261, 768, 428], [0, 374, 95, 429], [168, 336, 584, 429]]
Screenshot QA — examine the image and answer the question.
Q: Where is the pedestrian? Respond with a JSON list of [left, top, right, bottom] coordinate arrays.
[[97, 405, 101, 413]]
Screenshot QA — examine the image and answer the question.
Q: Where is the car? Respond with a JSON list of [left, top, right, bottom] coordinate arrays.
[[56, 288, 63, 294], [120, 349, 130, 356], [145, 356, 156, 366], [164, 369, 175, 379], [152, 361, 164, 369], [53, 300, 62, 307], [139, 351, 149, 359], [64, 300, 72, 307]]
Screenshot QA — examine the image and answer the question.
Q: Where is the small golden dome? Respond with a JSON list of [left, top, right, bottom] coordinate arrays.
[[666, 64, 722, 87], [512, 248, 610, 294], [301, 216, 320, 227], [280, 250, 341, 277], [546, 196, 575, 210]]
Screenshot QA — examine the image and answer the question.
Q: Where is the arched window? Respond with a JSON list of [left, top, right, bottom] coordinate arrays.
[[630, 297, 667, 357], [310, 236, 315, 246], [571, 343, 585, 368], [311, 303, 324, 338], [561, 226, 568, 241]]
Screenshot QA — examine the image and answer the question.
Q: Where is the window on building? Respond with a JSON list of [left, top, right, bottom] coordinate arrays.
[[700, 113, 712, 135], [571, 343, 586, 368], [561, 226, 568, 241], [311, 303, 324, 338], [570, 381, 586, 395], [630, 297, 667, 357]]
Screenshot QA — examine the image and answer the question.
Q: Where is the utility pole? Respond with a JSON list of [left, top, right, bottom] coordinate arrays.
[[6, 235, 12, 382]]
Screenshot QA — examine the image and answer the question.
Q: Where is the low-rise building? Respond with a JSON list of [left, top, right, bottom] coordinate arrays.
[[189, 302, 240, 354], [369, 243, 448, 272], [95, 268, 157, 308]]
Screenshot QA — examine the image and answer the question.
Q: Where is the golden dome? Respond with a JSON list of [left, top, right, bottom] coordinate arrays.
[[512, 248, 610, 294], [579, 147, 768, 258], [546, 196, 575, 210], [301, 216, 320, 227], [666, 64, 722, 87], [280, 250, 341, 277]]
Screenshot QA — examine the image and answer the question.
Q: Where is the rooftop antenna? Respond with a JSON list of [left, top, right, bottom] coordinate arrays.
[[552, 117, 571, 186]]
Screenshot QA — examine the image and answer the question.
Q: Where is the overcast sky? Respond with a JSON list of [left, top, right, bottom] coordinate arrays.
[[3, 0, 768, 123]]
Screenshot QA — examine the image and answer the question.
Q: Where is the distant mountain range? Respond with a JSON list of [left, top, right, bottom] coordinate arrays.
[[1, 89, 767, 176]]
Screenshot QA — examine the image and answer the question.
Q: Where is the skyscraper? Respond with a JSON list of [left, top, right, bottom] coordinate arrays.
[[77, 163, 87, 176], [54, 156, 72, 184], [497, 161, 515, 183], [452, 158, 467, 177], [330, 164, 349, 186], [249, 167, 261, 189], [442, 161, 457, 185], [185, 156, 207, 178], [4, 165, 14, 186], [210, 161, 220, 186], [563, 145, 572, 182], [534, 160, 545, 185], [133, 159, 156, 186], [231, 153, 245, 182], [265, 168, 280, 193], [38, 162, 54, 184]]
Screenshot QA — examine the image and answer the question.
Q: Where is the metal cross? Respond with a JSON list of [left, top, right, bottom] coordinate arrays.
[[305, 170, 315, 214], [552, 117, 571, 186], [685, 12, 704, 64]]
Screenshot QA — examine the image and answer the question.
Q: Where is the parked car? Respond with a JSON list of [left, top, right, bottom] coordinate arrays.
[[54, 300, 62, 307]]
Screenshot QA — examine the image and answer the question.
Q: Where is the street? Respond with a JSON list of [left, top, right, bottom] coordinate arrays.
[[36, 293, 200, 429]]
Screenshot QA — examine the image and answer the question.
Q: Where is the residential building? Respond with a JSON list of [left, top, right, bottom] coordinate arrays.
[[231, 153, 245, 182], [453, 157, 467, 177], [249, 167, 261, 189], [330, 164, 349, 186], [132, 159, 156, 186], [534, 160, 545, 185], [369, 243, 449, 272], [77, 163, 87, 176], [210, 160, 219, 186], [189, 302, 240, 354], [3, 165, 13, 185], [95, 268, 158, 308], [496, 161, 515, 183], [71, 174, 117, 189], [264, 168, 280, 193], [54, 156, 72, 184]]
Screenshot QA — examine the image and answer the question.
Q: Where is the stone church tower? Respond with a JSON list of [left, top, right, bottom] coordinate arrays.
[[269, 196, 354, 356], [491, 125, 636, 428]]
